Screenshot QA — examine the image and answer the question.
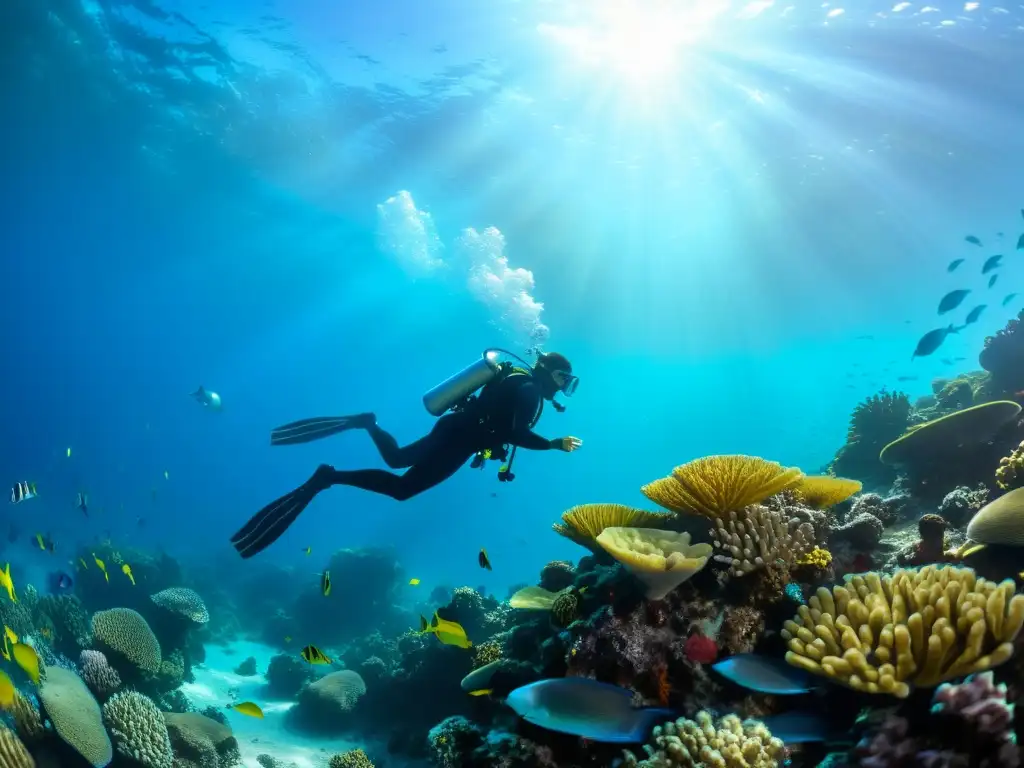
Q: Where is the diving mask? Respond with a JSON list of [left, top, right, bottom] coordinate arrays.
[[551, 369, 579, 397]]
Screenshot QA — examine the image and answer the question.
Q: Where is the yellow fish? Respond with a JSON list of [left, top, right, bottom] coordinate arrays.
[[122, 564, 135, 586], [66, 447, 71, 458], [300, 645, 332, 665], [960, 543, 987, 558], [79, 558, 88, 570], [12, 642, 40, 685], [0, 564, 16, 603], [1, 636, 10, 662], [321, 571, 331, 597], [468, 689, 492, 696], [231, 701, 264, 719], [93, 554, 109, 583], [409, 578, 421, 586], [420, 613, 473, 649], [5, 627, 17, 646], [0, 669, 14, 708], [303, 547, 311, 556]]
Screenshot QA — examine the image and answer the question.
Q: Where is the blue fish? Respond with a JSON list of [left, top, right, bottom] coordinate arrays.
[[48, 571, 73, 594], [711, 654, 814, 695], [505, 678, 673, 743], [784, 583, 804, 604], [761, 711, 850, 744]]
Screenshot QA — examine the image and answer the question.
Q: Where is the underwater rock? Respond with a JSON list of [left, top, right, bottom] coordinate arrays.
[[831, 512, 884, 550], [938, 484, 990, 527], [538, 560, 576, 592], [848, 492, 914, 527], [264, 653, 314, 698], [232, 656, 256, 676]]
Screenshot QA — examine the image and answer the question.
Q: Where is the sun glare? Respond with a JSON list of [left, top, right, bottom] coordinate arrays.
[[538, 0, 733, 85]]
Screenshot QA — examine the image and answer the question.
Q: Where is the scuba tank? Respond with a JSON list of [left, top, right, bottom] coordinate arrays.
[[422, 349, 503, 416]]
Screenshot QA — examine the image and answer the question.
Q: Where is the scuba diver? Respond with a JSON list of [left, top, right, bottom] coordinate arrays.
[[231, 349, 582, 558]]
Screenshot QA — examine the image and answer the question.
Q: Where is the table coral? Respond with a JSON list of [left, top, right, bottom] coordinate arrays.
[[782, 565, 1024, 697]]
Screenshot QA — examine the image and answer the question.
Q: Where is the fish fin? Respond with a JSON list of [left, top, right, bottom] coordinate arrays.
[[626, 708, 678, 742]]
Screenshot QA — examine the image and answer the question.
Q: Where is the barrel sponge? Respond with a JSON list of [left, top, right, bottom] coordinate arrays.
[[793, 475, 863, 509], [37, 666, 113, 768], [149, 587, 209, 625], [879, 401, 1022, 467], [596, 527, 712, 600], [642, 455, 804, 518], [781, 565, 1024, 698], [552, 504, 674, 553], [623, 711, 784, 768], [91, 608, 162, 673], [966, 486, 1024, 545], [102, 691, 173, 768], [0, 725, 34, 768]]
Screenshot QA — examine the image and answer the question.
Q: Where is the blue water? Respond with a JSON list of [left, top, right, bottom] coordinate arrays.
[[2, 0, 1024, 592]]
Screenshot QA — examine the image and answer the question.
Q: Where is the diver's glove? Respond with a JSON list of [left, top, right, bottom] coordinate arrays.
[[552, 436, 583, 452]]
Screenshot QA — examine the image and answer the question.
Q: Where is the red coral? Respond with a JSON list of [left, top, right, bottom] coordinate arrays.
[[684, 634, 717, 664]]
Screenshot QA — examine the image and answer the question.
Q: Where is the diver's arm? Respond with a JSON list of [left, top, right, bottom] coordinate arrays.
[[506, 383, 559, 450]]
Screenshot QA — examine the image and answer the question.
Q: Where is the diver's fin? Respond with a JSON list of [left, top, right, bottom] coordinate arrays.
[[231, 466, 335, 559], [270, 414, 373, 446]]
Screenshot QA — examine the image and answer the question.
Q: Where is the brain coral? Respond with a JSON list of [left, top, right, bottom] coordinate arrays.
[[102, 691, 173, 768], [301, 670, 367, 714], [38, 666, 113, 768], [91, 608, 162, 673], [149, 587, 210, 624], [783, 565, 1024, 698]]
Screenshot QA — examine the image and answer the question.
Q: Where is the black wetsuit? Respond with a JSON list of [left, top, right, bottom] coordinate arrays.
[[321, 373, 558, 500]]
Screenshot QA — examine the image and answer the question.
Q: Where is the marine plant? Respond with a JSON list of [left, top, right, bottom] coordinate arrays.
[[782, 565, 1024, 697], [642, 455, 803, 518]]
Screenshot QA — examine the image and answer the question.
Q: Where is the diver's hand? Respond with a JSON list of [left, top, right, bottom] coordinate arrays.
[[555, 436, 583, 452]]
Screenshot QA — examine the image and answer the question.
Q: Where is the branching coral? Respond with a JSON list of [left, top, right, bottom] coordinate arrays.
[[782, 565, 1024, 697], [102, 690, 173, 768], [623, 711, 784, 768], [552, 504, 674, 552], [642, 455, 803, 518], [711, 504, 815, 577], [794, 476, 863, 509], [472, 640, 503, 669], [997, 439, 1024, 490], [596, 527, 712, 599]]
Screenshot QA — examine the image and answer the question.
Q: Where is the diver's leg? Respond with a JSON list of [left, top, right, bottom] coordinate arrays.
[[366, 415, 459, 469], [321, 443, 475, 501]]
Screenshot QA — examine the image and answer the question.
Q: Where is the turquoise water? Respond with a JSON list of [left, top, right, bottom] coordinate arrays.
[[3, 0, 1024, 593]]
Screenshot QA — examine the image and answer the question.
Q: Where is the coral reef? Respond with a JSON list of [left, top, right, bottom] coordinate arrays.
[[37, 665, 113, 768], [264, 653, 314, 698], [981, 308, 1024, 392], [783, 566, 1024, 697], [102, 690, 174, 768], [0, 725, 33, 768], [939, 484, 990, 528], [233, 656, 256, 676], [292, 670, 367, 732], [552, 504, 675, 552], [830, 390, 912, 489], [329, 748, 375, 768], [91, 607, 162, 675], [597, 528, 711, 599], [539, 561, 576, 592], [624, 711, 784, 768], [163, 712, 239, 768], [711, 504, 815, 577], [79, 649, 122, 701]]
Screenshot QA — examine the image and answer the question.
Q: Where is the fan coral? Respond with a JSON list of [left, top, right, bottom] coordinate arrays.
[[38, 666, 113, 768], [879, 401, 1022, 467], [0, 726, 32, 768], [149, 587, 210, 624], [623, 711, 785, 768], [79, 649, 122, 700], [102, 690, 173, 768], [552, 504, 674, 552], [966, 486, 1024, 545], [642, 455, 803, 518], [91, 607, 162, 674], [830, 390, 911, 487], [782, 565, 1024, 697], [329, 748, 375, 768], [794, 476, 863, 509], [711, 504, 815, 577], [596, 527, 712, 599]]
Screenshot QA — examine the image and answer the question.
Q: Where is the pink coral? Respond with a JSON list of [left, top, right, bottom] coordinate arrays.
[[79, 649, 122, 699]]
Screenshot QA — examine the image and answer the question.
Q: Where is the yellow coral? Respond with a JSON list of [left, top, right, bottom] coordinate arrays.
[[552, 504, 674, 552], [782, 565, 1024, 698], [995, 440, 1024, 490], [472, 641, 502, 669], [329, 749, 374, 768], [623, 711, 784, 768], [796, 547, 833, 569], [966, 487, 1024, 546], [595, 527, 712, 600], [642, 455, 803, 518], [793, 476, 862, 509], [0, 725, 33, 768]]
